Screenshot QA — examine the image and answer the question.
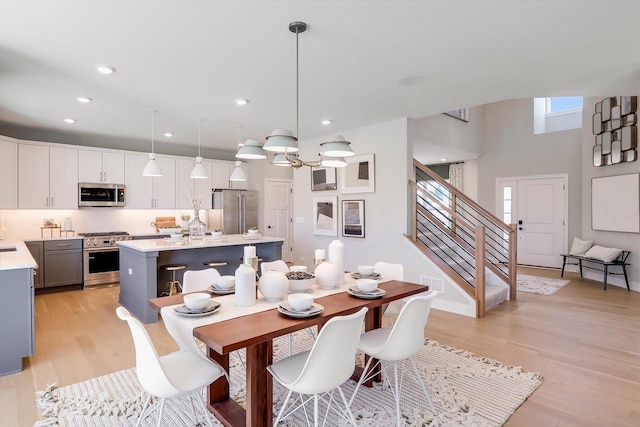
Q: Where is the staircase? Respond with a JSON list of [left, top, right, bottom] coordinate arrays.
[[407, 160, 517, 317]]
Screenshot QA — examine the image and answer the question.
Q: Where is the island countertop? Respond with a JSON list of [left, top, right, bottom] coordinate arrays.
[[117, 234, 284, 253], [0, 240, 38, 271]]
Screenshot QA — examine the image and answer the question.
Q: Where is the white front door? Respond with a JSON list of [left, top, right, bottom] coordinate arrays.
[[264, 179, 293, 263], [497, 175, 567, 268]]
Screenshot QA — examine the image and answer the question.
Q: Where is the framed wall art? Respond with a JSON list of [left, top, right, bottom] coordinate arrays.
[[311, 166, 337, 191], [312, 196, 338, 236], [591, 173, 639, 233], [340, 153, 375, 194], [342, 199, 365, 238]]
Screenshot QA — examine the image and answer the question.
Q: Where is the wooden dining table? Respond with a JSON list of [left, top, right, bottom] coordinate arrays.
[[148, 280, 428, 427]]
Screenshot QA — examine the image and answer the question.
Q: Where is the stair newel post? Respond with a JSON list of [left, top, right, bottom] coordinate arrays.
[[475, 225, 486, 318], [410, 180, 417, 241], [508, 223, 518, 300]]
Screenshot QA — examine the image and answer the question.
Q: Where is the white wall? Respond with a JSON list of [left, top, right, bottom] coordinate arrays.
[[579, 96, 640, 291], [292, 118, 472, 310], [477, 99, 583, 246]]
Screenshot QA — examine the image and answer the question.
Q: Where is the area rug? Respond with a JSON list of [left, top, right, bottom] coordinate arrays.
[[35, 332, 543, 426], [517, 274, 570, 295]]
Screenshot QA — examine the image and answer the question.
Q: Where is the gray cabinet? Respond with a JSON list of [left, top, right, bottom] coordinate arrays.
[[0, 267, 34, 375], [43, 240, 82, 287], [25, 241, 44, 288]]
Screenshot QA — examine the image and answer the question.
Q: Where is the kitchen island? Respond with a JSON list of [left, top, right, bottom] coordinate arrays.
[[117, 235, 284, 323], [0, 241, 38, 376]]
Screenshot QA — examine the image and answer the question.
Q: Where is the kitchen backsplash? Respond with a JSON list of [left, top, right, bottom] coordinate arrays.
[[0, 209, 209, 240]]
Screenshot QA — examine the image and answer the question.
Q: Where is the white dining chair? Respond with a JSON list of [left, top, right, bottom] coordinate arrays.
[[267, 307, 368, 426], [260, 259, 289, 275], [182, 268, 221, 294], [180, 267, 245, 369], [349, 292, 438, 425], [116, 306, 228, 427], [374, 261, 405, 325]]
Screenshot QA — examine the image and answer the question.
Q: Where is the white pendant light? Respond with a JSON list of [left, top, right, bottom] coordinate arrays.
[[236, 139, 267, 159], [320, 135, 354, 157], [320, 156, 347, 168], [142, 109, 163, 177], [190, 118, 208, 179], [230, 161, 247, 181]]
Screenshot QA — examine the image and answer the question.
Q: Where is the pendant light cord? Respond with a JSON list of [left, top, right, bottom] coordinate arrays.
[[150, 109, 155, 153], [295, 26, 299, 144], [197, 118, 202, 156]]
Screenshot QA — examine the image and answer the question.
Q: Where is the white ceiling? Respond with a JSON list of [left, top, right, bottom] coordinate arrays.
[[1, 1, 639, 160]]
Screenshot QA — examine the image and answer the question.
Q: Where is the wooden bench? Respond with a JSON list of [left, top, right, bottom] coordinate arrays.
[[560, 250, 631, 291]]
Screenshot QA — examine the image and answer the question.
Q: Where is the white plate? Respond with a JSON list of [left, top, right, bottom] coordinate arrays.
[[173, 300, 221, 317], [350, 272, 382, 280], [277, 303, 324, 318], [209, 284, 235, 295], [347, 286, 386, 299]]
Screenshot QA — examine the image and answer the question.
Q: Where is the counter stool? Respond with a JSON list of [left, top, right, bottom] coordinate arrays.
[[203, 261, 228, 268], [160, 264, 187, 296]]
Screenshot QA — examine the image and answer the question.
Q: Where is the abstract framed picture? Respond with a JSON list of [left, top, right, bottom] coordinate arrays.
[[311, 166, 337, 191], [342, 199, 365, 238], [340, 153, 375, 194], [313, 196, 338, 236]]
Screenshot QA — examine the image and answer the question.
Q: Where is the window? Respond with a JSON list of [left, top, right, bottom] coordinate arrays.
[[546, 96, 583, 116]]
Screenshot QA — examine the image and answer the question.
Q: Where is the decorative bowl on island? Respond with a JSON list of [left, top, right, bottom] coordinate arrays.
[[247, 228, 259, 236]]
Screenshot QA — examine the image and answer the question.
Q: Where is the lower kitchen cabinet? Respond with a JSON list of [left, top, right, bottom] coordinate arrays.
[[26, 239, 83, 289]]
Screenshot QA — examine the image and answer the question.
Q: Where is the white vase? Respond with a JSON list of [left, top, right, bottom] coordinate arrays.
[[258, 271, 288, 302], [314, 262, 340, 290], [234, 263, 256, 306], [328, 240, 345, 285]]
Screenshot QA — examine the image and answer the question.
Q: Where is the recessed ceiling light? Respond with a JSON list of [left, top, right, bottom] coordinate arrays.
[[64, 118, 76, 124], [77, 97, 92, 103], [440, 158, 447, 162], [235, 98, 248, 106], [164, 132, 173, 138], [398, 75, 424, 86], [95, 64, 116, 74], [321, 119, 332, 125]]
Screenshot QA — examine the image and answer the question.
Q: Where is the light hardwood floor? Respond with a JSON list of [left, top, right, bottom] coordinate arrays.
[[1, 268, 639, 426]]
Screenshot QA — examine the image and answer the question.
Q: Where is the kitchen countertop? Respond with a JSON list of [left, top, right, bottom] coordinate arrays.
[[117, 234, 284, 253], [0, 240, 38, 271]]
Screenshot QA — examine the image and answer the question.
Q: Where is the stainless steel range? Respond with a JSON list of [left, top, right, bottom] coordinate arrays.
[[79, 231, 131, 287]]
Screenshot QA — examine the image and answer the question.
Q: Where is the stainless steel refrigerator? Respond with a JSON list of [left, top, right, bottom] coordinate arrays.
[[209, 190, 258, 234]]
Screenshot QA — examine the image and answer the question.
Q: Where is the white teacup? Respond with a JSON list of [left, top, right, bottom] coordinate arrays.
[[288, 293, 314, 311], [183, 292, 211, 310], [356, 278, 378, 293], [217, 275, 235, 289], [289, 265, 307, 273], [357, 265, 375, 276]]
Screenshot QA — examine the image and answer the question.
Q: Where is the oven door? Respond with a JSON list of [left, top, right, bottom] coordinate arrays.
[[84, 247, 120, 287]]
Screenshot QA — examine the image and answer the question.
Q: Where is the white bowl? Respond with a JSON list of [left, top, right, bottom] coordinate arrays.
[[170, 232, 183, 239], [217, 275, 235, 289], [183, 292, 211, 310], [288, 293, 314, 311], [286, 273, 316, 292], [247, 229, 259, 235], [289, 265, 307, 273], [357, 265, 375, 276], [356, 278, 379, 293]]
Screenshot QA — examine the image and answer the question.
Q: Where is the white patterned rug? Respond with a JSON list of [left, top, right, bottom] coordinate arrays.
[[517, 274, 570, 295], [35, 332, 543, 426]]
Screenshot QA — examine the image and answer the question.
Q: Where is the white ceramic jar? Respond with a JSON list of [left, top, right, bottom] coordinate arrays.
[[258, 271, 289, 302], [235, 263, 256, 306], [314, 262, 340, 290], [328, 240, 345, 285]]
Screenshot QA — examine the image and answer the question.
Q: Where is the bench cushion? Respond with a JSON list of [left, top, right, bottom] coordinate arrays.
[[569, 237, 593, 255], [584, 245, 622, 263]]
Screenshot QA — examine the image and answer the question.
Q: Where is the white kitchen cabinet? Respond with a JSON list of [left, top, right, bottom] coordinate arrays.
[[78, 150, 125, 184], [125, 154, 176, 209], [18, 145, 78, 209], [211, 160, 248, 190], [175, 158, 213, 209], [0, 140, 18, 208]]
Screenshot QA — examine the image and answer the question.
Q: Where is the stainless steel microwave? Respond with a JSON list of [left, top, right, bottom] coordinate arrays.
[[78, 183, 125, 207]]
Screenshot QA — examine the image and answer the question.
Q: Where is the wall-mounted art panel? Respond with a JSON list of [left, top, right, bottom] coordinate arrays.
[[592, 96, 637, 167], [591, 173, 640, 233]]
